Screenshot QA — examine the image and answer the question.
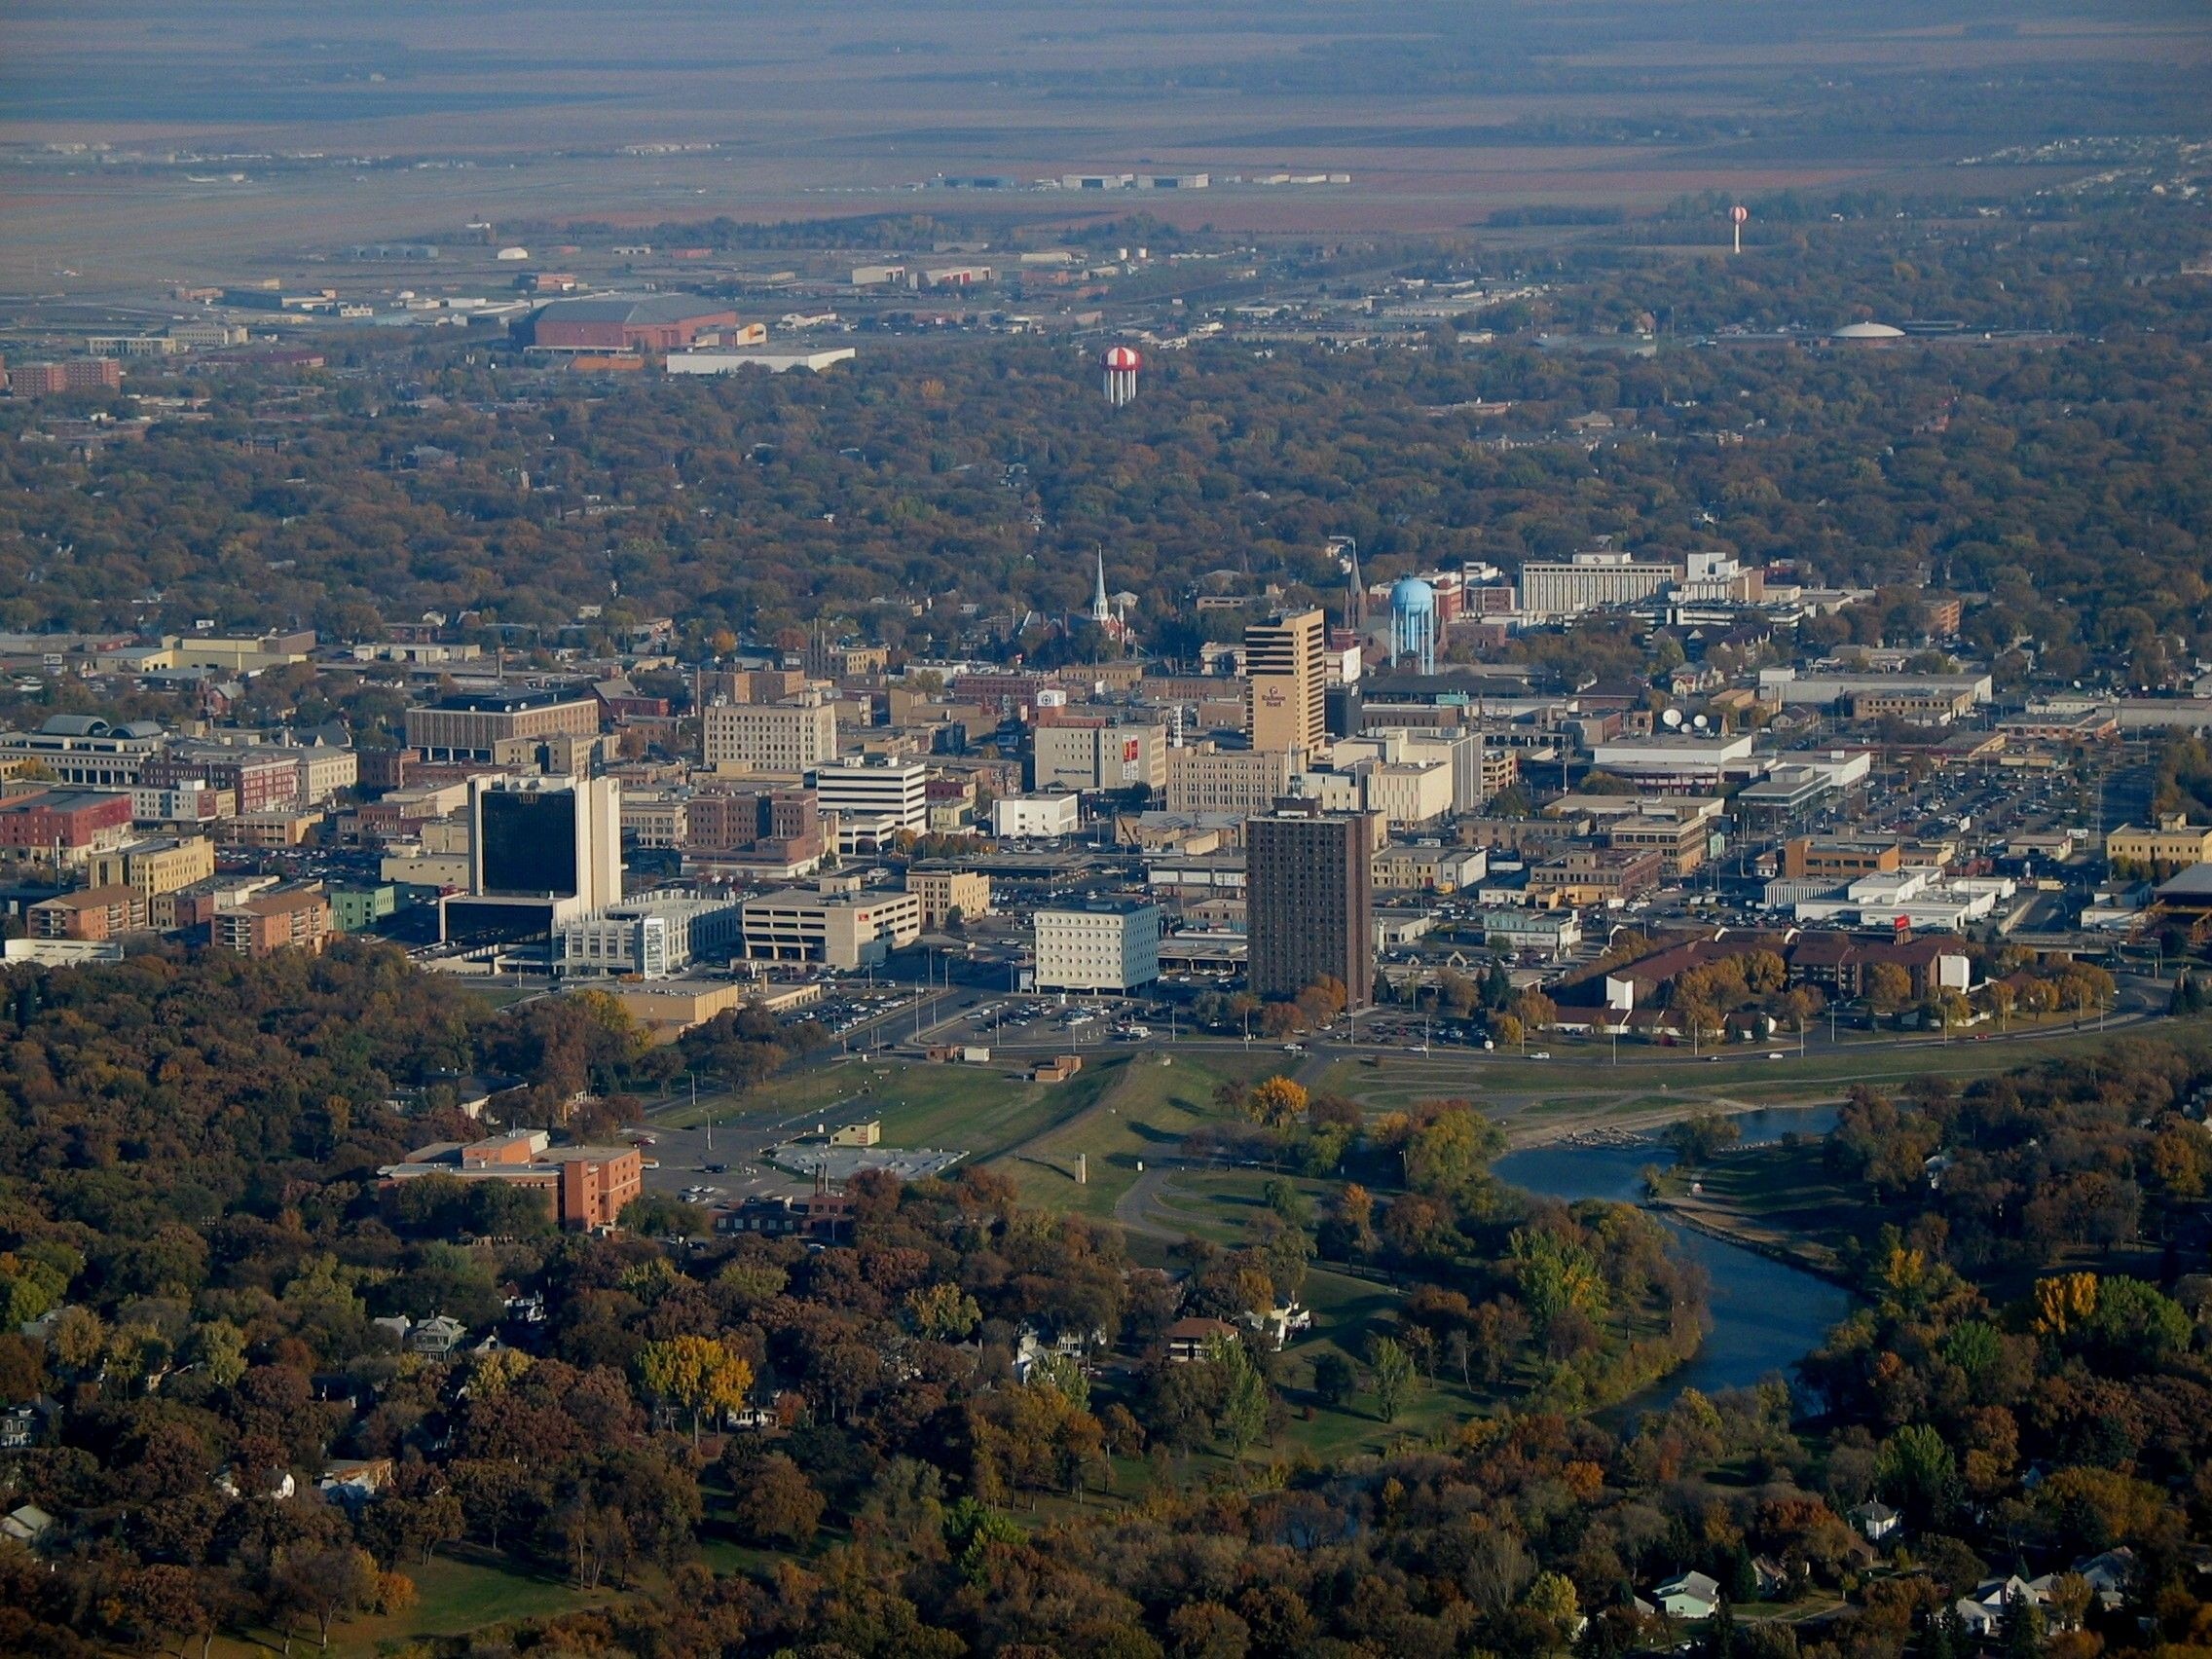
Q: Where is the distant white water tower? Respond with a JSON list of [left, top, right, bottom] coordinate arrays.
[[1389, 576, 1437, 676]]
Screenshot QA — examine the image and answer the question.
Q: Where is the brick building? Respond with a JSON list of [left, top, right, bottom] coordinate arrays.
[[9, 359, 122, 394], [0, 790, 136, 866], [402, 687, 601, 764], [213, 888, 332, 957], [28, 885, 148, 941], [378, 1130, 644, 1231], [141, 744, 301, 814]]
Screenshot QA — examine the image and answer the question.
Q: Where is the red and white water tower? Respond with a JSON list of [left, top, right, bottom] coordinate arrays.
[[1100, 345, 1143, 407]]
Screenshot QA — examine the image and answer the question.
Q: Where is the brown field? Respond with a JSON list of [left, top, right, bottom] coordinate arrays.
[[0, 0, 2205, 289]]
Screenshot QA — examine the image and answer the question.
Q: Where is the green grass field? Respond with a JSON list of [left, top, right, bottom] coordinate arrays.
[[1000, 1050, 1277, 1218], [212, 1549, 613, 1658], [864, 1061, 1122, 1161], [1317, 1015, 2208, 1129]]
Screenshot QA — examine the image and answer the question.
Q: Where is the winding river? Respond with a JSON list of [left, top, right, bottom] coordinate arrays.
[[1493, 1106, 1855, 1407]]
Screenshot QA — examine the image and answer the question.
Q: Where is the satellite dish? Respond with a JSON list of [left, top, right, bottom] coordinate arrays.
[[1692, 714, 1710, 730], [1661, 707, 1685, 729]]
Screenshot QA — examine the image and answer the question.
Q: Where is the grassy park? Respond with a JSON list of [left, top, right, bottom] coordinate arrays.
[[209, 1549, 613, 1658]]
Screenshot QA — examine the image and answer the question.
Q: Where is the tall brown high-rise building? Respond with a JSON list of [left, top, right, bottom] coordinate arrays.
[[1245, 608, 1326, 757], [1247, 803, 1377, 1007]]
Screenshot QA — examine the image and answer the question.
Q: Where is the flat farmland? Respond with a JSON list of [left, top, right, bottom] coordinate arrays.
[[1, 0, 2204, 287]]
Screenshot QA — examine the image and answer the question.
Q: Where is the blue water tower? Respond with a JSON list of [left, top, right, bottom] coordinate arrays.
[[1388, 576, 1437, 676]]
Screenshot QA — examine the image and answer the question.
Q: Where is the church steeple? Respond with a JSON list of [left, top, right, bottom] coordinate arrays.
[[1089, 547, 1112, 624]]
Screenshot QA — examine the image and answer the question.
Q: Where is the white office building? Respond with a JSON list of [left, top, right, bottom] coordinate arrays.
[[1758, 667, 1994, 707], [1034, 901, 1162, 992], [1517, 551, 1684, 622], [1586, 732, 1759, 791], [738, 877, 922, 971], [993, 792, 1083, 839], [555, 894, 743, 978], [810, 756, 928, 852]]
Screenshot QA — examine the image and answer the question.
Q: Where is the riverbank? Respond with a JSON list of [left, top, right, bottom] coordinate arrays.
[[1499, 1091, 1843, 1151], [1493, 1110, 1855, 1403], [1648, 1194, 1854, 1288]]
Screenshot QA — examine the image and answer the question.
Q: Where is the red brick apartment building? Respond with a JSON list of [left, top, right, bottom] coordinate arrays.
[[6, 359, 122, 395], [212, 888, 332, 957], [378, 1130, 644, 1231], [28, 885, 148, 941]]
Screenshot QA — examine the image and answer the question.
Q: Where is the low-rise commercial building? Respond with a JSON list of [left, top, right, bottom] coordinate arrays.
[[906, 867, 991, 928], [1587, 732, 1759, 792], [1784, 836, 1903, 882], [2106, 815, 2212, 871], [554, 895, 743, 978], [1526, 847, 1666, 907], [1371, 844, 1489, 893], [216, 811, 319, 849], [329, 885, 398, 933], [739, 878, 922, 971], [1034, 900, 1162, 992], [378, 1129, 643, 1231], [1599, 799, 1724, 877], [993, 792, 1083, 839], [1757, 667, 1994, 708], [1473, 906, 1584, 957]]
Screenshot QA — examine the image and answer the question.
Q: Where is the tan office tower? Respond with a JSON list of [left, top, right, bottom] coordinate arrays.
[[1245, 608, 1326, 757], [1246, 803, 1377, 1007]]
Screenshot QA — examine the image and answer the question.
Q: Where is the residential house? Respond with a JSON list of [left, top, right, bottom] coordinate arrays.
[[1162, 1316, 1239, 1364], [1850, 1500, 1901, 1543], [407, 1314, 470, 1356], [318, 1457, 397, 1502], [0, 1505, 54, 1544], [0, 1398, 58, 1450], [1240, 1302, 1313, 1351], [1956, 1575, 2042, 1639], [1653, 1570, 1721, 1621]]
